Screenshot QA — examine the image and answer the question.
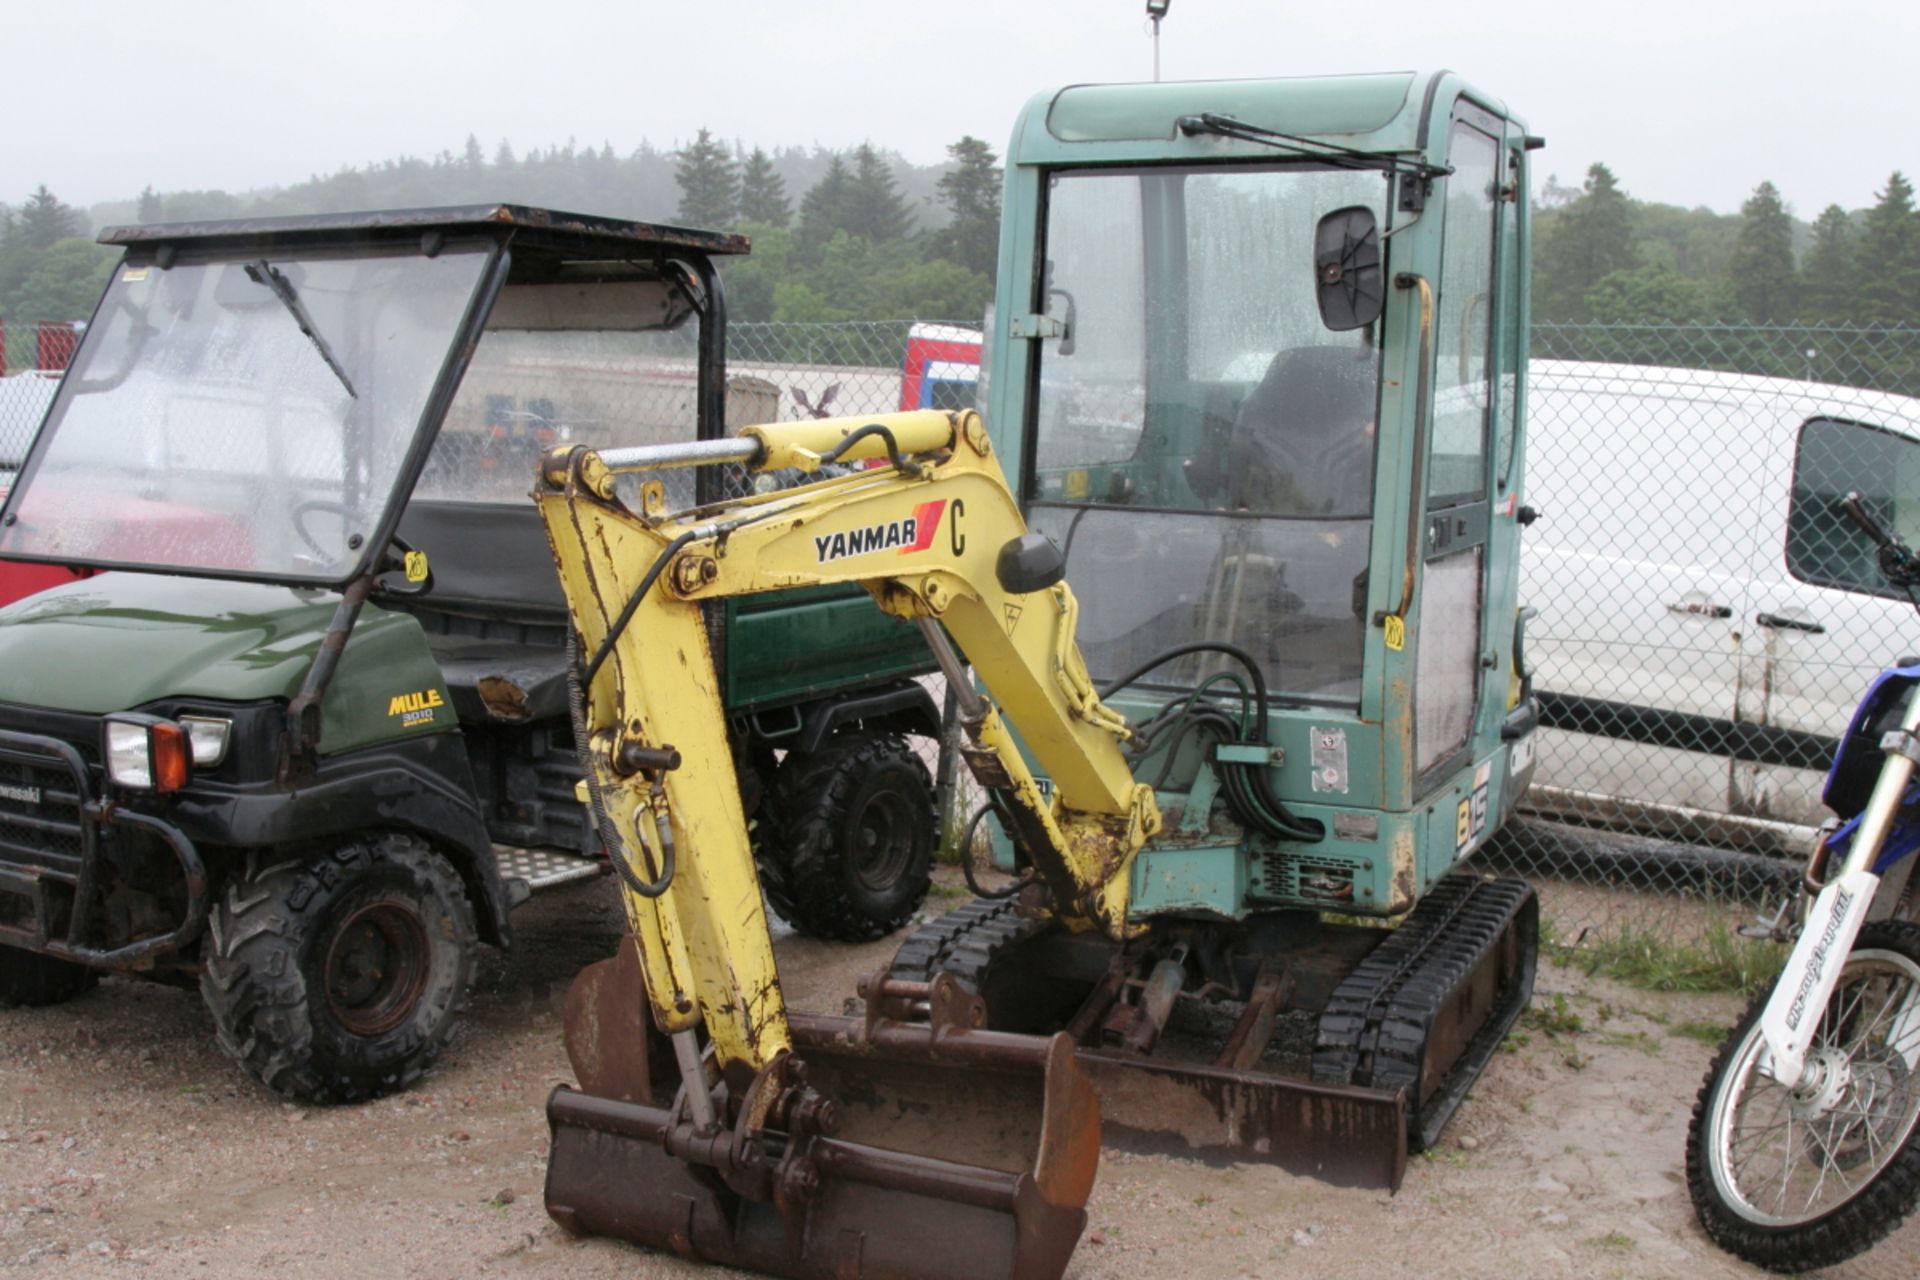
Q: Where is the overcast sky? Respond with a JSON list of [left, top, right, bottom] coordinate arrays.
[[6, 0, 1915, 219]]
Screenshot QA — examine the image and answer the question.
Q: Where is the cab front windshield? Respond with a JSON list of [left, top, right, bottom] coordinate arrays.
[[1027, 166, 1387, 705], [0, 244, 492, 582]]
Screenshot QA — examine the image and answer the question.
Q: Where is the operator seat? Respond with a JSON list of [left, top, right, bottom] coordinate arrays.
[[1227, 344, 1378, 517]]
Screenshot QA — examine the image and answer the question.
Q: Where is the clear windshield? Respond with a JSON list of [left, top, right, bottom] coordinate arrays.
[[0, 246, 491, 581], [1029, 166, 1388, 704], [417, 275, 707, 507]]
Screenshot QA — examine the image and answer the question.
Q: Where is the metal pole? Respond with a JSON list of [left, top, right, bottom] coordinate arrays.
[[1152, 14, 1163, 81]]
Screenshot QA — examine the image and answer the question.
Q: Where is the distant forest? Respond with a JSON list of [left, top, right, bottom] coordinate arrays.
[[0, 132, 1000, 340], [3, 135, 1919, 346]]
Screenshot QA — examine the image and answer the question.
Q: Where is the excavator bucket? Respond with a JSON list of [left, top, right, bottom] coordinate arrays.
[[545, 944, 1099, 1280]]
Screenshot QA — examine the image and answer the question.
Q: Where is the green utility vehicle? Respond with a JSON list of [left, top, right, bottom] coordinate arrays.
[[0, 206, 938, 1101]]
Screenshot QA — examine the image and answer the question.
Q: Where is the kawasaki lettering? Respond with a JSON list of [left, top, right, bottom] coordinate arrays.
[[814, 501, 947, 563]]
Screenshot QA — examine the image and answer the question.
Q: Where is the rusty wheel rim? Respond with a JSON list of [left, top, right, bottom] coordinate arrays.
[[324, 901, 431, 1037], [850, 786, 914, 893]]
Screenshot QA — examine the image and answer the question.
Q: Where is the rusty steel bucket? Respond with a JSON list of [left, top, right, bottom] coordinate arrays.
[[545, 946, 1099, 1280]]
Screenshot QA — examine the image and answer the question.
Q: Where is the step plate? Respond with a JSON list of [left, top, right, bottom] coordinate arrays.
[[495, 845, 604, 891]]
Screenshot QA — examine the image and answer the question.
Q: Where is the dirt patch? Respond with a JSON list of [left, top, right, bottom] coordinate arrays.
[[2, 876, 1915, 1279]]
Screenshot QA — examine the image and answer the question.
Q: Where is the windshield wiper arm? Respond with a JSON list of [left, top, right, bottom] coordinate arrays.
[[1176, 113, 1451, 182], [246, 260, 358, 399]]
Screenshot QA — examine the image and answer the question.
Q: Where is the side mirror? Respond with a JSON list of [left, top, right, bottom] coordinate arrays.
[[1314, 207, 1383, 332]]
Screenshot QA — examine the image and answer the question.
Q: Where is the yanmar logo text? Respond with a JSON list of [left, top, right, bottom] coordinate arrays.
[[814, 500, 948, 564]]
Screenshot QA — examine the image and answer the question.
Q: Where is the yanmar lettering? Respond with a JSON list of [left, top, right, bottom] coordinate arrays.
[[1785, 885, 1855, 1032], [388, 689, 446, 728], [813, 500, 947, 564]]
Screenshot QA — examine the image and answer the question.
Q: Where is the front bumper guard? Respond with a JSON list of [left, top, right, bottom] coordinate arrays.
[[0, 728, 208, 969]]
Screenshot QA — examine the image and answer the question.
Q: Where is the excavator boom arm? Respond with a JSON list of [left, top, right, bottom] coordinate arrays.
[[534, 409, 1158, 1077]]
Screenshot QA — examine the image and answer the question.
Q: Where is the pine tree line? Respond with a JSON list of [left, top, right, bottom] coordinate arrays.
[[1, 131, 1001, 343], [0, 186, 117, 365], [6, 145, 1919, 363], [1533, 163, 1920, 390], [668, 128, 1001, 326], [1534, 163, 1920, 329]]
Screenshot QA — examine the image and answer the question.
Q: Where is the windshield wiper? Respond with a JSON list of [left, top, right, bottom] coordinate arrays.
[[246, 260, 358, 399], [1177, 113, 1450, 182]]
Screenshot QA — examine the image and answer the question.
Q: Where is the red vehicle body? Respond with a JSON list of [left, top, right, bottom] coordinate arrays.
[[0, 358, 93, 607], [897, 322, 980, 412]]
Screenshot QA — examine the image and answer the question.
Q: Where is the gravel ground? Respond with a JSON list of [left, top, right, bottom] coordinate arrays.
[[3, 874, 1916, 1279]]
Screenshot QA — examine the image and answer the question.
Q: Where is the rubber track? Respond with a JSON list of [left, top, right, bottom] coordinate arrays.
[[1311, 873, 1537, 1149], [887, 897, 1053, 995]]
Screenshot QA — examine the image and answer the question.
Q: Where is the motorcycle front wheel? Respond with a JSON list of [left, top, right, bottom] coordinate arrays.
[[1686, 919, 1920, 1272]]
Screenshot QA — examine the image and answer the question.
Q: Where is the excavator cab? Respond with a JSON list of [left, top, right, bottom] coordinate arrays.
[[998, 74, 1539, 912], [955, 69, 1542, 1164], [534, 71, 1541, 1280]]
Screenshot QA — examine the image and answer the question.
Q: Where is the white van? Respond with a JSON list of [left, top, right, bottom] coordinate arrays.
[[1520, 360, 1920, 854]]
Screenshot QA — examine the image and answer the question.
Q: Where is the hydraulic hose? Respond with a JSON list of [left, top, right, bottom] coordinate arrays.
[[1100, 641, 1324, 843], [959, 799, 1032, 900], [582, 529, 700, 689], [567, 631, 674, 898]]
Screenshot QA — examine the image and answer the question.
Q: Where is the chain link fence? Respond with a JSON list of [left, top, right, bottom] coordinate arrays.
[[1489, 324, 1920, 942], [10, 311, 1920, 941], [733, 319, 1920, 943], [0, 320, 77, 486]]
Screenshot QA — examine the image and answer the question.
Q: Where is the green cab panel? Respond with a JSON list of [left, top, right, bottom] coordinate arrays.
[[0, 572, 454, 754], [1045, 73, 1414, 144], [723, 585, 934, 714]]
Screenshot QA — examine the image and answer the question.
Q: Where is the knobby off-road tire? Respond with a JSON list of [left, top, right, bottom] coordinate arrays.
[[0, 945, 98, 1007], [761, 733, 935, 943], [200, 833, 477, 1104], [1686, 919, 1920, 1272]]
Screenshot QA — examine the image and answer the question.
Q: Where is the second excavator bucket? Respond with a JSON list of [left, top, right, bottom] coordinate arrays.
[[545, 944, 1099, 1280]]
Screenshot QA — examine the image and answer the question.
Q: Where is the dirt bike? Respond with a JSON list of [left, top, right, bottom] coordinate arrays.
[[1686, 491, 1920, 1271]]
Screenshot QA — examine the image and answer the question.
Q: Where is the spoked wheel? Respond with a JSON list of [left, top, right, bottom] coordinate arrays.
[[1687, 920, 1920, 1272]]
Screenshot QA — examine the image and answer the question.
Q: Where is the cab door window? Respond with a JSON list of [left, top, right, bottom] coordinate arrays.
[[1414, 120, 1500, 777]]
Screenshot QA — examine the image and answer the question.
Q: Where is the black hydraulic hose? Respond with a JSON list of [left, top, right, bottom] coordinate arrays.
[[567, 632, 673, 898], [818, 422, 912, 474], [582, 529, 700, 690], [1147, 708, 1235, 790], [959, 799, 1032, 900], [1099, 641, 1273, 737], [1099, 640, 1323, 842]]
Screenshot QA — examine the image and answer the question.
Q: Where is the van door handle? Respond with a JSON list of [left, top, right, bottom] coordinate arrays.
[[1667, 601, 1732, 619], [1756, 612, 1825, 634]]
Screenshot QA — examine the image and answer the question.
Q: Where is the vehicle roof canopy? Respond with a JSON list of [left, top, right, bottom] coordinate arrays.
[[99, 204, 751, 264], [1006, 71, 1521, 169]]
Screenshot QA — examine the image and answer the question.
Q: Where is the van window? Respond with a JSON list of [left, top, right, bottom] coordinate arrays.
[[1787, 416, 1920, 599]]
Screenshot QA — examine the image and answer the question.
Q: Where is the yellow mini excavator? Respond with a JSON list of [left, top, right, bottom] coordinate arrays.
[[535, 70, 1542, 1280]]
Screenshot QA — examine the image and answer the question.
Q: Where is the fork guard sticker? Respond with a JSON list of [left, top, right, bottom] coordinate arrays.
[[814, 500, 946, 563]]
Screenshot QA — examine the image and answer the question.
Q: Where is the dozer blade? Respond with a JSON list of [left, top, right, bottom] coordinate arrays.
[[1075, 1051, 1409, 1189], [546, 947, 1098, 1280]]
